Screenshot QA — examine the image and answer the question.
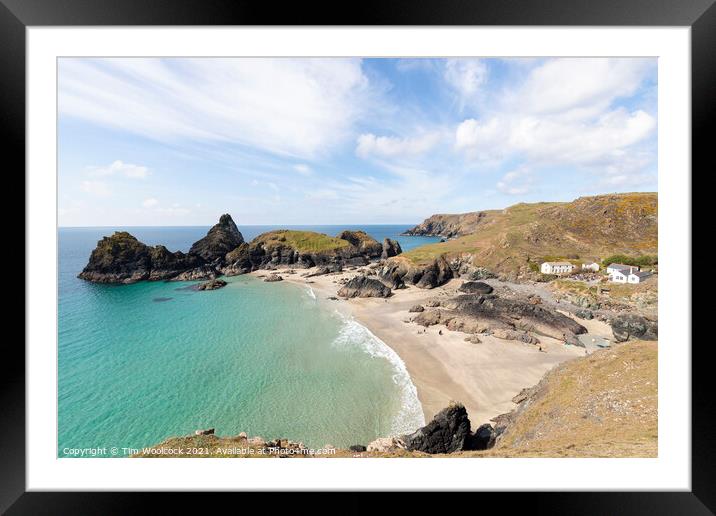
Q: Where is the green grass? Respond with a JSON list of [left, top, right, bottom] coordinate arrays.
[[254, 230, 350, 253], [402, 240, 480, 265]]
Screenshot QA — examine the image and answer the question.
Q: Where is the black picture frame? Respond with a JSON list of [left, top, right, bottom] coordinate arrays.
[[3, 0, 709, 512]]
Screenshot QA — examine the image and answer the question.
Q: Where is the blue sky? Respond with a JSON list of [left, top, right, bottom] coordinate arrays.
[[58, 57, 657, 227]]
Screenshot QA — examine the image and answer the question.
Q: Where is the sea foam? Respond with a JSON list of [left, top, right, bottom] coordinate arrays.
[[331, 311, 426, 436]]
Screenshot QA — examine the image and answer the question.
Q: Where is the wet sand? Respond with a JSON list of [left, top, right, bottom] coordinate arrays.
[[253, 267, 607, 428]]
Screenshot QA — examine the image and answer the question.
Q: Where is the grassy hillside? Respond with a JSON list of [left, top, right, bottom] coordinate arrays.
[[402, 193, 657, 273], [253, 230, 350, 253], [471, 340, 658, 458]]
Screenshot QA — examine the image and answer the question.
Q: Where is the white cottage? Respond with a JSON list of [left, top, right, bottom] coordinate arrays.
[[628, 270, 653, 284], [581, 262, 600, 272], [607, 263, 639, 283], [541, 262, 575, 275]]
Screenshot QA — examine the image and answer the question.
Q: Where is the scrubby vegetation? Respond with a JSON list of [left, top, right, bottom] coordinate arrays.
[[253, 230, 350, 253], [601, 254, 658, 268], [402, 193, 657, 273]]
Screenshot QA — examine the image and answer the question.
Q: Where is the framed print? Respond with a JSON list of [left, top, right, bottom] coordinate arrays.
[[4, 0, 711, 512]]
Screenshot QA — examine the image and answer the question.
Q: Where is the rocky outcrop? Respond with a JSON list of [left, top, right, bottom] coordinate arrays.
[[337, 276, 391, 298], [413, 291, 586, 345], [79, 215, 243, 284], [610, 314, 658, 342], [264, 274, 283, 282], [378, 256, 453, 290], [381, 238, 402, 259], [469, 423, 496, 450], [458, 281, 493, 294], [402, 212, 488, 238], [78, 232, 200, 284], [401, 402, 472, 454], [408, 304, 425, 313], [196, 279, 227, 290], [171, 265, 218, 281], [189, 214, 244, 263], [336, 230, 383, 258]]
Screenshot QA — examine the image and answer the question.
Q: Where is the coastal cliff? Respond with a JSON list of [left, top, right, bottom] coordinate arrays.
[[401, 193, 657, 275]]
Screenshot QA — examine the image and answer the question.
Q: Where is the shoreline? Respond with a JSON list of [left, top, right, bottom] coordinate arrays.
[[252, 266, 602, 429]]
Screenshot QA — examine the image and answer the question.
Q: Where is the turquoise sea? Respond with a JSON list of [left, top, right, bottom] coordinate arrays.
[[58, 225, 440, 457]]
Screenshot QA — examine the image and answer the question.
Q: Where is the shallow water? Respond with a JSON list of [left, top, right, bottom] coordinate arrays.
[[58, 225, 437, 456]]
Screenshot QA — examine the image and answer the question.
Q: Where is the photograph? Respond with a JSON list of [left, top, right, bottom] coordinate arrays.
[[57, 56, 659, 459]]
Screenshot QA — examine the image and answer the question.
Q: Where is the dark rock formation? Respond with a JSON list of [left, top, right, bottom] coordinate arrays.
[[610, 314, 658, 342], [171, 265, 218, 282], [491, 328, 540, 345], [196, 279, 227, 290], [336, 230, 383, 258], [458, 281, 494, 294], [189, 214, 244, 263], [402, 212, 488, 238], [402, 402, 472, 454], [337, 276, 392, 298], [381, 238, 402, 259], [468, 423, 496, 450], [78, 232, 152, 284], [379, 256, 453, 290], [194, 428, 215, 435], [79, 231, 201, 284], [349, 444, 367, 453]]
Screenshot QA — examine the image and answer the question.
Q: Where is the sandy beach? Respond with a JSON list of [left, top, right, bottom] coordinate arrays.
[[252, 266, 611, 429]]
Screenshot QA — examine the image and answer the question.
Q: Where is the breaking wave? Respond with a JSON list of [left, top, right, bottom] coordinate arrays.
[[331, 311, 426, 436]]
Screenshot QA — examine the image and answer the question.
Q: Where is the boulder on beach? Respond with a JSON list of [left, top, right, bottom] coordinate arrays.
[[458, 281, 494, 294], [381, 238, 403, 259], [408, 304, 425, 313], [264, 274, 284, 282], [337, 276, 392, 298], [402, 402, 472, 454]]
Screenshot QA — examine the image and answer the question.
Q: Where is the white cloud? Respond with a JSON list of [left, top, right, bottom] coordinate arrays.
[[496, 168, 533, 195], [142, 197, 159, 208], [59, 58, 374, 159], [444, 59, 487, 106], [510, 58, 653, 117], [80, 180, 111, 197], [88, 160, 149, 179], [455, 58, 656, 178], [293, 164, 313, 176], [356, 132, 440, 159]]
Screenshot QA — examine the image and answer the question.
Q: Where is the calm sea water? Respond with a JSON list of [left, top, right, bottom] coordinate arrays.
[[58, 225, 440, 456]]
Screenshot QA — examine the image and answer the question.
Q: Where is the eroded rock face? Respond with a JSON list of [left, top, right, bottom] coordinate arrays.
[[469, 424, 496, 450], [79, 232, 202, 284], [171, 265, 218, 282], [336, 230, 383, 258], [78, 232, 152, 284], [381, 238, 403, 259], [610, 314, 658, 342], [337, 276, 392, 298], [402, 403, 472, 454], [379, 256, 453, 290], [189, 214, 244, 263]]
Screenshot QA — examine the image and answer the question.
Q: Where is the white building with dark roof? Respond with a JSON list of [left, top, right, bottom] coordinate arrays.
[[628, 270, 653, 284], [607, 263, 640, 283], [541, 261, 575, 275]]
